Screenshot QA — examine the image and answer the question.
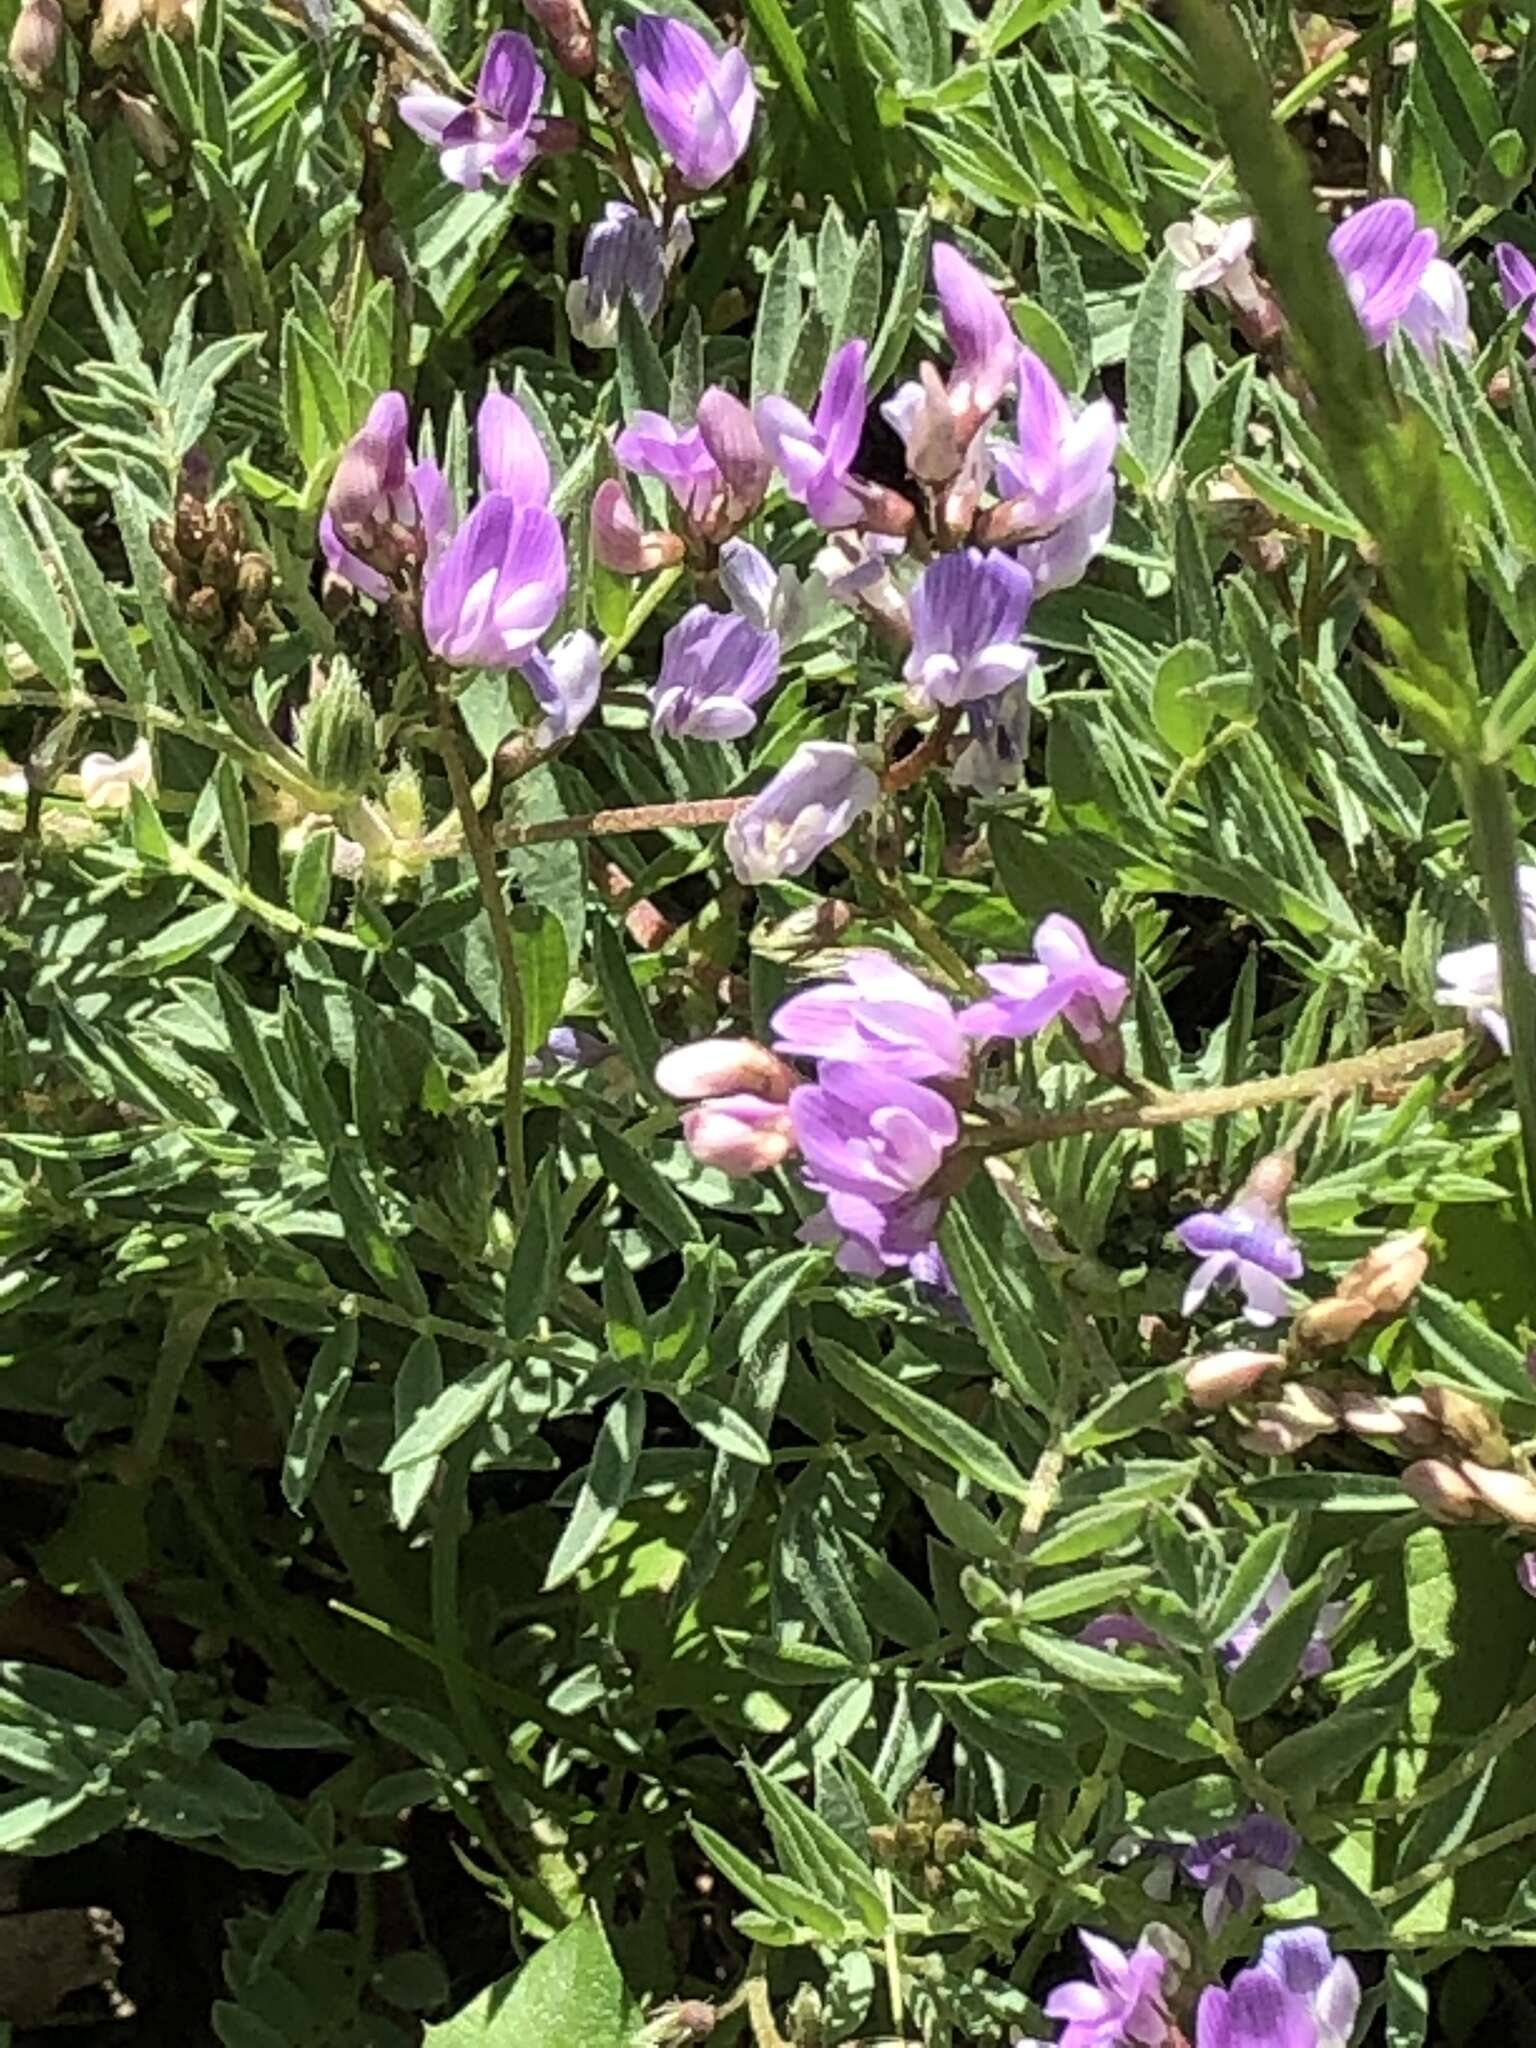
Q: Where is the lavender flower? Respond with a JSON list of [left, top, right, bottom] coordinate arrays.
[[771, 952, 970, 1081], [1328, 196, 1466, 354], [617, 13, 756, 191], [522, 630, 601, 746], [882, 246, 1017, 480], [1039, 1930, 1175, 2048], [1196, 1930, 1359, 2048], [1175, 1816, 1301, 1935], [1434, 864, 1536, 1049], [958, 915, 1128, 1047], [791, 1063, 956, 1277], [1176, 1191, 1303, 1327], [696, 388, 773, 530], [616, 389, 768, 538], [567, 202, 682, 349], [904, 549, 1036, 710], [952, 679, 1033, 797], [1166, 213, 1257, 301], [421, 496, 567, 668], [614, 411, 721, 523], [757, 339, 870, 530], [1495, 241, 1536, 343], [1221, 1572, 1345, 1682], [989, 349, 1118, 595], [1519, 1552, 1536, 1599], [321, 391, 418, 602], [650, 605, 781, 741], [400, 31, 546, 190], [591, 477, 684, 574], [718, 539, 821, 646], [656, 1036, 798, 1177], [723, 740, 880, 884]]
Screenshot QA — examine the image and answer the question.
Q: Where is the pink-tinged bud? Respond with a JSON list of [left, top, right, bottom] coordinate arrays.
[[117, 89, 178, 167], [523, 0, 595, 75], [1401, 1458, 1486, 1523], [681, 1096, 797, 1176], [1334, 1229, 1429, 1316], [655, 1037, 795, 1104], [10, 0, 60, 85], [1335, 1391, 1411, 1437], [696, 387, 770, 527], [1238, 1382, 1339, 1456], [855, 484, 918, 538], [1244, 1150, 1296, 1208], [328, 434, 393, 539], [591, 478, 684, 575], [1460, 1460, 1536, 1527], [1184, 1348, 1283, 1410]]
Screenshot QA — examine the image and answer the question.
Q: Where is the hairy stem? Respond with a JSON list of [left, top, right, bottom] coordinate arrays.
[[493, 794, 746, 849]]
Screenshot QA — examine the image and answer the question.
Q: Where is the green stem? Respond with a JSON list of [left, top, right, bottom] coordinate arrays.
[[1339, 1686, 1536, 1821], [127, 1293, 216, 1479], [436, 682, 527, 1217], [1, 176, 82, 449], [1461, 755, 1536, 1223], [1374, 1809, 1536, 1909]]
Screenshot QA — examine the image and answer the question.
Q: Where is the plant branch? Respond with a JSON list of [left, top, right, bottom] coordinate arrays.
[[1, 175, 82, 449], [493, 794, 746, 849], [1373, 1809, 1536, 1909]]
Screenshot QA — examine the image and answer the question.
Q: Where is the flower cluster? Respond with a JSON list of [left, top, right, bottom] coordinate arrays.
[[656, 922, 1126, 1278]]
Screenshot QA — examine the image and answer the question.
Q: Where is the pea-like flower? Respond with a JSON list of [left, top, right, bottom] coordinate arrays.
[[1176, 1190, 1304, 1327], [1495, 241, 1536, 344], [567, 202, 690, 349], [957, 914, 1128, 1047], [650, 605, 781, 741], [718, 539, 822, 646], [904, 548, 1036, 710], [400, 31, 547, 190], [987, 349, 1118, 595], [1434, 862, 1536, 1049], [791, 1063, 957, 1277], [1173, 1815, 1301, 1935], [616, 388, 769, 539], [771, 952, 970, 1081], [617, 13, 757, 191], [1195, 1929, 1358, 2048], [1220, 1571, 1345, 1683], [757, 340, 871, 530], [321, 391, 419, 603], [1037, 1928, 1176, 2048], [723, 740, 880, 884], [882, 245, 1018, 482], [1328, 196, 1467, 355], [522, 631, 601, 747], [951, 679, 1034, 797]]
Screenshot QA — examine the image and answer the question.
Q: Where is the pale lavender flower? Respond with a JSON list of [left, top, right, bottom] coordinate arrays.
[[1495, 241, 1536, 343], [567, 202, 671, 349], [650, 605, 781, 741], [614, 411, 721, 523], [1196, 1930, 1358, 2048], [321, 391, 417, 602], [1401, 257, 1471, 357], [771, 952, 970, 1081], [422, 495, 567, 668], [1077, 1612, 1168, 1653], [1434, 863, 1536, 1049], [990, 349, 1118, 595], [1176, 1193, 1303, 1327], [400, 31, 546, 190], [718, 539, 822, 646], [1520, 1552, 1536, 1599], [882, 246, 1017, 479], [791, 1063, 956, 1277], [952, 678, 1033, 797], [617, 13, 756, 190], [1166, 213, 1257, 300], [958, 915, 1128, 1047], [757, 339, 870, 530], [616, 388, 767, 537], [1039, 1930, 1175, 2048], [1328, 197, 1438, 347], [904, 549, 1036, 710], [522, 629, 601, 746], [909, 1242, 956, 1294], [1176, 1816, 1301, 1936], [724, 741, 880, 884], [1221, 1572, 1345, 1682]]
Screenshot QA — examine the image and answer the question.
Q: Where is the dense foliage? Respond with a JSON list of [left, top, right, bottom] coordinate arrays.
[[7, 0, 1536, 2038]]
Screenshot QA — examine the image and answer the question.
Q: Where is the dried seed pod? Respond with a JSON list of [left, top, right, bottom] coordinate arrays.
[[1185, 1348, 1284, 1411], [221, 614, 261, 669], [1401, 1458, 1486, 1523], [1421, 1385, 1508, 1465], [201, 538, 237, 595], [235, 552, 273, 614], [1334, 1229, 1429, 1315], [116, 89, 178, 168], [1460, 1461, 1536, 1528]]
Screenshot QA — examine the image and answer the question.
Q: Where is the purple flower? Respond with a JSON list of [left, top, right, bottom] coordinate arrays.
[[990, 349, 1118, 596], [1435, 864, 1536, 1050], [1077, 1613, 1169, 1653], [905, 549, 1036, 710], [791, 1063, 956, 1276], [1520, 1552, 1536, 1599], [422, 495, 567, 668], [617, 13, 756, 190], [1040, 1930, 1175, 2048], [1328, 197, 1438, 347], [771, 952, 970, 1081], [615, 410, 721, 523], [321, 391, 418, 603], [757, 339, 870, 530], [567, 202, 676, 349], [718, 539, 821, 645], [909, 1242, 956, 1294], [522, 629, 601, 746], [1176, 1192, 1303, 1327], [1221, 1572, 1345, 1683], [696, 386, 772, 531], [1196, 1930, 1359, 2048], [650, 605, 781, 741], [616, 389, 768, 538], [1399, 256, 1471, 357], [400, 30, 546, 190], [952, 678, 1033, 797], [723, 740, 880, 884], [1177, 1816, 1301, 1935], [957, 915, 1128, 1047], [1496, 241, 1536, 343], [934, 243, 1018, 417]]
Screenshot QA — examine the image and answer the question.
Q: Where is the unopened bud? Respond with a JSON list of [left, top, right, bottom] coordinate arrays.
[[1243, 1150, 1295, 1208], [680, 1098, 796, 1176], [654, 1037, 795, 1104], [174, 492, 209, 561], [1291, 1293, 1376, 1355], [1401, 1457, 1485, 1523], [211, 496, 244, 552], [1184, 1347, 1283, 1410], [10, 0, 61, 88], [116, 89, 178, 167], [222, 614, 261, 670], [149, 0, 198, 37], [1334, 1390, 1412, 1437], [696, 387, 770, 528], [866, 1824, 899, 1866], [301, 660, 375, 800], [236, 552, 273, 614], [327, 432, 392, 538], [89, 0, 142, 65], [1421, 1385, 1508, 1465], [855, 484, 917, 538], [523, 0, 595, 75], [1238, 1382, 1339, 1456], [1461, 1461, 1536, 1528], [202, 538, 237, 594], [184, 585, 224, 635], [591, 478, 684, 574], [931, 1818, 973, 1865], [1334, 1229, 1429, 1316]]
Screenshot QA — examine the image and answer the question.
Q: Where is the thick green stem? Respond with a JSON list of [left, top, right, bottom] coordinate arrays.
[[1461, 756, 1536, 1223]]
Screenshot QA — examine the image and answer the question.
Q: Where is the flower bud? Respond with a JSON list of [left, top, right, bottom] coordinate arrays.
[[202, 537, 237, 595], [184, 585, 225, 635], [1334, 1229, 1429, 1315], [236, 552, 273, 614], [1290, 1293, 1376, 1355], [1184, 1347, 1283, 1410], [1401, 1457, 1486, 1523], [174, 491, 209, 562], [1238, 1382, 1339, 1456], [116, 89, 178, 168], [1243, 1150, 1295, 1208], [854, 483, 917, 537], [1421, 1385, 1508, 1465], [591, 478, 684, 575], [78, 736, 154, 810], [680, 1097, 796, 1176], [149, 0, 198, 37], [655, 1037, 795, 1104], [222, 614, 262, 670], [10, 0, 61, 88], [89, 0, 142, 66], [523, 0, 595, 76], [696, 387, 770, 528], [301, 661, 375, 800], [1460, 1461, 1536, 1528]]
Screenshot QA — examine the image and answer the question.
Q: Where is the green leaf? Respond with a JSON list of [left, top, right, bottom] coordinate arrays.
[[1413, 1286, 1536, 1403], [24, 485, 146, 704], [511, 904, 568, 1056], [288, 829, 334, 929], [816, 1341, 1031, 1500], [590, 915, 663, 1099], [390, 1336, 444, 1532], [867, 208, 930, 391], [282, 1320, 359, 1511], [939, 1177, 1055, 1411], [1416, 0, 1499, 162], [1204, 1519, 1294, 1649], [751, 227, 803, 407], [503, 1152, 564, 1341], [999, 1623, 1180, 1692], [543, 1390, 645, 1590], [424, 1911, 633, 2048], [381, 1357, 511, 1472], [1484, 639, 1536, 757], [1125, 247, 1184, 483], [1224, 1555, 1345, 1720]]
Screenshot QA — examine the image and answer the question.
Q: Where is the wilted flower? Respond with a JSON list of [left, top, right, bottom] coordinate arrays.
[[79, 737, 155, 810], [321, 391, 418, 603], [757, 340, 871, 530], [695, 389, 772, 530], [617, 13, 756, 191], [986, 350, 1118, 594], [567, 203, 682, 349], [772, 952, 970, 1081], [400, 31, 547, 191], [1221, 1571, 1345, 1681], [1435, 864, 1536, 1048], [1176, 1182, 1303, 1327], [958, 915, 1128, 1047], [1038, 1929, 1175, 2048], [650, 606, 781, 741], [591, 477, 685, 574], [1239, 1381, 1340, 1457], [1328, 196, 1466, 355], [1167, 213, 1256, 299], [1401, 1456, 1486, 1523], [951, 678, 1033, 797], [1195, 1928, 1358, 2048], [9, 0, 61, 89], [723, 740, 880, 884], [792, 1063, 957, 1276], [718, 539, 821, 645], [1495, 241, 1536, 344], [904, 549, 1036, 710]]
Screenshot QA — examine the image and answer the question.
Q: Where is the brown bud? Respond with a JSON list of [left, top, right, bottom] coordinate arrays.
[[533, 113, 581, 154], [1334, 1229, 1429, 1316], [1243, 1150, 1295, 1208], [116, 89, 178, 167], [10, 0, 61, 88], [236, 552, 273, 614], [184, 586, 224, 635], [855, 484, 917, 538], [1184, 1347, 1284, 1411], [320, 572, 354, 622], [1488, 367, 1516, 410], [1421, 1385, 1508, 1465], [149, 0, 198, 37], [1334, 1390, 1412, 1438], [696, 387, 770, 530], [174, 494, 209, 561], [1238, 1382, 1339, 1456], [931, 1819, 973, 1866], [89, 0, 142, 65], [1401, 1457, 1486, 1523], [1461, 1461, 1536, 1528], [222, 615, 261, 670], [1290, 1292, 1376, 1355], [866, 1824, 899, 1866], [591, 478, 683, 575], [212, 496, 244, 552], [202, 538, 237, 594], [523, 0, 596, 73]]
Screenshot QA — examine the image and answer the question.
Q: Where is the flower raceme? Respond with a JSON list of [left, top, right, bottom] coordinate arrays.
[[757, 340, 875, 531], [616, 13, 757, 190], [400, 31, 551, 191], [985, 348, 1119, 595]]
